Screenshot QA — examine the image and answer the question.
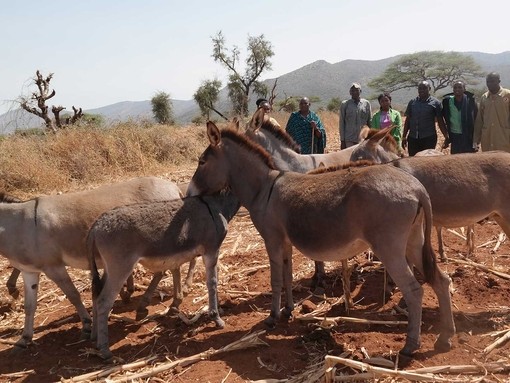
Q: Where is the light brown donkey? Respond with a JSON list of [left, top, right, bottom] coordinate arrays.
[[187, 122, 456, 357], [0, 177, 182, 350]]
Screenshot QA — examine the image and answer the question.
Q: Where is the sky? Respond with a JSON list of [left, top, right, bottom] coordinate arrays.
[[1, 0, 508, 115]]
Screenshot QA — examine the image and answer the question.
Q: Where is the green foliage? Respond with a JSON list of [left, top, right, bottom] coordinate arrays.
[[151, 91, 174, 124], [327, 97, 341, 113], [194, 79, 222, 119], [368, 51, 484, 94], [191, 115, 205, 126], [211, 31, 274, 116], [276, 98, 298, 113]]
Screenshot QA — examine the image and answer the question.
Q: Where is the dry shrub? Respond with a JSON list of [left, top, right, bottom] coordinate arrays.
[[0, 122, 210, 198]]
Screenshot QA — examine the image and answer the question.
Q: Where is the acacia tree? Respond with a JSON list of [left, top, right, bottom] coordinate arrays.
[[212, 31, 274, 116], [151, 91, 174, 124], [193, 79, 229, 121], [368, 51, 484, 94], [19, 70, 83, 133]]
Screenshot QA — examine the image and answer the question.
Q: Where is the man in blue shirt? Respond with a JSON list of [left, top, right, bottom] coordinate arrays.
[[403, 81, 450, 156]]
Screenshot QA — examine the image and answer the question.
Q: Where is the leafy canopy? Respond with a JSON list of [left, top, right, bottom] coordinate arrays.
[[212, 31, 274, 116], [368, 51, 484, 94], [151, 91, 174, 125]]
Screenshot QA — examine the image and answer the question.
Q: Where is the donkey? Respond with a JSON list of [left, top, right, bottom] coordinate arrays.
[[242, 110, 398, 293], [243, 110, 398, 173], [186, 122, 455, 357], [87, 191, 240, 360], [0, 177, 183, 349], [413, 149, 474, 260], [350, 132, 510, 259]]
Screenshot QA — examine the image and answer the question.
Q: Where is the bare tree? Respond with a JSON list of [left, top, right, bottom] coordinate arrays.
[[19, 70, 83, 133]]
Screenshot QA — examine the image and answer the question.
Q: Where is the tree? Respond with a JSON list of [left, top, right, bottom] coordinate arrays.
[[19, 70, 83, 133], [193, 79, 228, 120], [151, 91, 174, 124], [368, 51, 484, 94], [327, 97, 341, 113], [211, 31, 274, 116]]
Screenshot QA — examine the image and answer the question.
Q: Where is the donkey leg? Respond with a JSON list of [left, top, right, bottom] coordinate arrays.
[[120, 274, 135, 303], [136, 271, 163, 318], [203, 251, 224, 327], [466, 225, 475, 257], [427, 268, 455, 352], [183, 257, 197, 295], [7, 268, 21, 300], [436, 226, 447, 262], [171, 268, 183, 308], [44, 266, 92, 340], [263, 241, 289, 328], [311, 261, 326, 291], [95, 265, 135, 361], [281, 241, 294, 319], [384, 259, 424, 356], [15, 272, 40, 349]]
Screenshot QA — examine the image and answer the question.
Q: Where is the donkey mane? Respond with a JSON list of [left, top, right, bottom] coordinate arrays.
[[307, 160, 374, 175], [220, 128, 277, 170], [0, 191, 24, 203], [260, 117, 302, 153]]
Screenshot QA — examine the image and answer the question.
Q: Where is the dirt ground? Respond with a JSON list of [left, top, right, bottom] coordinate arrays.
[[0, 201, 509, 382]]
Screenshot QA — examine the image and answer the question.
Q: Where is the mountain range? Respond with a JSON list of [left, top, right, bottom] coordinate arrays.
[[2, 51, 509, 134]]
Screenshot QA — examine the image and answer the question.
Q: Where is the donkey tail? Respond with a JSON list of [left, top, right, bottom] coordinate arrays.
[[87, 229, 104, 298], [420, 191, 437, 283]]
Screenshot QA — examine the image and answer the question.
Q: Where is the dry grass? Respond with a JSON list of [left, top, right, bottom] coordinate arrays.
[[0, 111, 340, 199]]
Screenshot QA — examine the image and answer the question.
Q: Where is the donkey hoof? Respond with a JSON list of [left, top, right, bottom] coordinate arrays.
[[399, 338, 420, 358], [136, 308, 149, 321], [282, 307, 293, 319], [99, 348, 114, 362], [214, 317, 225, 329], [264, 316, 277, 329], [10, 343, 29, 356], [434, 337, 452, 353]]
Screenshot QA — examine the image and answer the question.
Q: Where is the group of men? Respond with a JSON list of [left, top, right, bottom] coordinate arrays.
[[259, 72, 510, 156]]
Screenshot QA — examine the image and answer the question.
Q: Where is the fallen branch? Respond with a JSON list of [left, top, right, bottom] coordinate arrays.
[[409, 360, 510, 375], [324, 355, 510, 382], [483, 328, 510, 355], [62, 356, 158, 382], [492, 232, 507, 253], [446, 228, 467, 241], [324, 356, 447, 382], [297, 315, 407, 326], [448, 257, 510, 280], [110, 330, 268, 382]]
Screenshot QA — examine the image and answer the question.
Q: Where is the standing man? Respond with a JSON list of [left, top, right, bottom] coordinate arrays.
[[339, 83, 372, 149], [474, 72, 510, 152], [286, 97, 326, 154], [442, 80, 478, 154], [402, 81, 449, 156]]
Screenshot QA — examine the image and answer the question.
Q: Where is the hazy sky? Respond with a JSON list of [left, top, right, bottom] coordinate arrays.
[[1, 0, 507, 114]]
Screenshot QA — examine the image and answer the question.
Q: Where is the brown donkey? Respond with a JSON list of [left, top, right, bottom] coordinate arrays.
[[187, 122, 455, 357]]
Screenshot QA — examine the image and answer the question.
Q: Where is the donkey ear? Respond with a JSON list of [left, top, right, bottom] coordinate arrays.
[[206, 121, 221, 146], [232, 117, 240, 131], [365, 126, 392, 152], [247, 108, 265, 132]]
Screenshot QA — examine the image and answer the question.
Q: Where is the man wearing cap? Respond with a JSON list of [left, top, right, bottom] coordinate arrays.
[[340, 83, 372, 149]]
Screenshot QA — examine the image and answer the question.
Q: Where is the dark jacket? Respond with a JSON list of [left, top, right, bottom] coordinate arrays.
[[441, 91, 478, 139]]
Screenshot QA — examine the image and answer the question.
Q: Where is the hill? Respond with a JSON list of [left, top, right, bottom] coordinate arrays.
[[1, 51, 509, 133]]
